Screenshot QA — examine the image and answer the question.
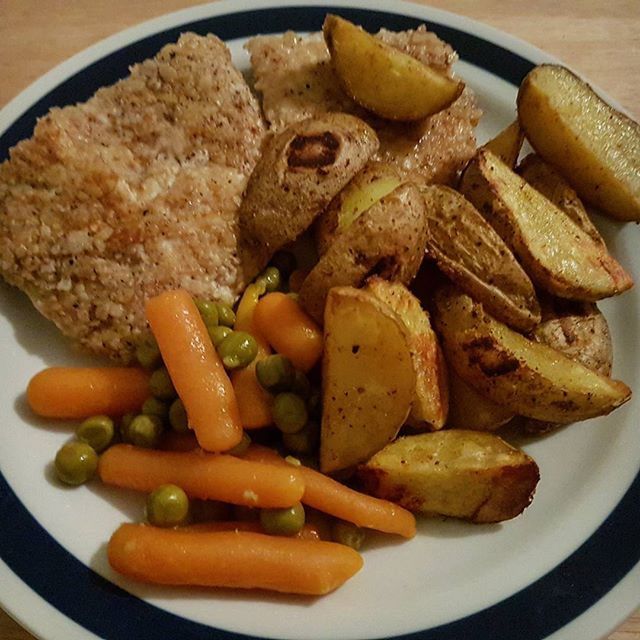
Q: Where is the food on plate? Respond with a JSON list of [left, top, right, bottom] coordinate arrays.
[[481, 120, 524, 168], [319, 287, 415, 473], [357, 430, 539, 523], [517, 63, 640, 221], [0, 33, 266, 361], [323, 14, 464, 121], [420, 184, 541, 332], [432, 285, 631, 422], [364, 277, 449, 430], [460, 149, 633, 301], [238, 113, 378, 280], [299, 182, 428, 323], [54, 441, 99, 486]]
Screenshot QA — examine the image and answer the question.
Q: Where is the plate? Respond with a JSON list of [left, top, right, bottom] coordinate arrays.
[[1, 1, 639, 639]]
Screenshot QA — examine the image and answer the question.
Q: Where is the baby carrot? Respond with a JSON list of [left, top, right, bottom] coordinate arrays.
[[145, 289, 242, 452], [108, 524, 363, 595], [27, 367, 150, 419], [99, 444, 304, 508], [253, 293, 323, 372], [182, 521, 322, 541], [245, 446, 416, 538]]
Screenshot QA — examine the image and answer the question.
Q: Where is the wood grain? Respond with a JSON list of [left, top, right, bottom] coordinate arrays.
[[0, 1, 638, 638]]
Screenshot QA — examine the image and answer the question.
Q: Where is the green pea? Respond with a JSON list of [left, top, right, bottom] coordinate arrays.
[[282, 420, 319, 456], [135, 336, 162, 370], [190, 499, 232, 523], [258, 266, 281, 293], [307, 388, 322, 419], [195, 299, 219, 327], [119, 412, 135, 441], [215, 303, 236, 328], [149, 367, 177, 400], [168, 398, 189, 433], [76, 415, 114, 453], [54, 442, 98, 486], [208, 324, 233, 347], [146, 484, 190, 527], [255, 355, 295, 393], [291, 370, 311, 399], [272, 393, 308, 434], [217, 331, 258, 370], [270, 251, 297, 279], [127, 414, 164, 448], [142, 396, 169, 421], [331, 520, 366, 550], [227, 432, 251, 457], [260, 502, 305, 536]]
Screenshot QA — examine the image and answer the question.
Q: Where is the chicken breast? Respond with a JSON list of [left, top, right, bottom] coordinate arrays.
[[0, 33, 266, 361], [246, 27, 481, 184]]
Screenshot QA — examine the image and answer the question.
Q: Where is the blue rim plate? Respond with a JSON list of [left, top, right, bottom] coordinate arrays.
[[1, 2, 639, 639]]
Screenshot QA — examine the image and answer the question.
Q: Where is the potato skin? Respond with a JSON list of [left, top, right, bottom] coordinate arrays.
[[238, 113, 378, 280]]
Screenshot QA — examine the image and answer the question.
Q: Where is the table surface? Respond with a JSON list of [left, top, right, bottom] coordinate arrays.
[[0, 1, 638, 638]]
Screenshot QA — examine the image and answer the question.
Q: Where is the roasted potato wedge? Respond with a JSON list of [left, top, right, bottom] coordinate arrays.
[[432, 284, 631, 422], [518, 153, 605, 247], [299, 182, 428, 323], [459, 149, 633, 301], [420, 184, 540, 332], [315, 161, 403, 256], [357, 431, 539, 523], [517, 64, 640, 221], [239, 113, 378, 280], [365, 277, 449, 430], [481, 120, 524, 168], [323, 15, 463, 121], [320, 287, 415, 473]]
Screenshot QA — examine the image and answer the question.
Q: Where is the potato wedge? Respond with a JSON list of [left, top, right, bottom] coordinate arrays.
[[459, 149, 633, 301], [239, 113, 378, 280], [320, 287, 415, 473], [365, 277, 449, 430], [481, 120, 524, 168], [315, 161, 404, 256], [420, 184, 540, 332], [299, 182, 428, 324], [323, 15, 463, 121], [518, 153, 605, 248], [357, 431, 539, 523], [431, 284, 631, 422], [517, 64, 640, 221]]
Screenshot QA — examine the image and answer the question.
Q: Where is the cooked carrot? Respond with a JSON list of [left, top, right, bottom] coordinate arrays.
[[230, 364, 273, 429], [145, 289, 242, 452], [253, 293, 323, 372], [99, 444, 304, 508], [27, 367, 150, 419], [182, 521, 321, 541], [234, 282, 269, 347], [245, 446, 416, 538], [108, 524, 363, 595]]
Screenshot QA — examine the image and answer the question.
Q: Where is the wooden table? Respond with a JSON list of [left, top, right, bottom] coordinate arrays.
[[0, 1, 638, 638]]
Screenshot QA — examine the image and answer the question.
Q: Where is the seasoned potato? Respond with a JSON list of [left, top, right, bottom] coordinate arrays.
[[420, 185, 540, 332], [459, 149, 633, 301], [299, 182, 428, 323], [239, 113, 378, 280], [357, 431, 539, 523], [315, 161, 403, 256], [481, 120, 524, 168], [323, 15, 463, 121], [517, 64, 640, 221], [518, 153, 605, 247], [431, 284, 631, 422], [320, 287, 415, 473], [365, 277, 449, 430]]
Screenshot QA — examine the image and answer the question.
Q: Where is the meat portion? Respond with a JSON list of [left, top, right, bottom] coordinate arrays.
[[0, 33, 266, 361], [246, 27, 481, 185]]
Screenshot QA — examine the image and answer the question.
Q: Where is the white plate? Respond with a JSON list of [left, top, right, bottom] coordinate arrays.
[[1, 2, 639, 639]]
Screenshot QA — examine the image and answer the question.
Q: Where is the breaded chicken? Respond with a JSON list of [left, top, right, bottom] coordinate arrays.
[[0, 33, 265, 361], [246, 27, 481, 184]]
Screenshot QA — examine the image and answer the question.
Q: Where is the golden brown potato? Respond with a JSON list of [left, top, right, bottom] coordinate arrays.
[[357, 431, 539, 523], [517, 64, 640, 221], [481, 120, 524, 168], [420, 185, 540, 332], [238, 113, 378, 280], [518, 153, 605, 247], [431, 284, 631, 423], [365, 277, 449, 430], [315, 161, 403, 256], [320, 287, 415, 473], [323, 15, 463, 121], [459, 149, 633, 301], [299, 182, 428, 323]]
